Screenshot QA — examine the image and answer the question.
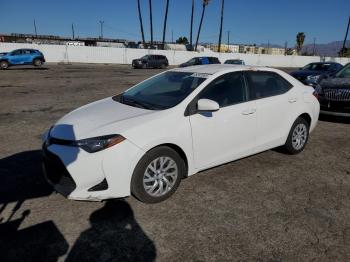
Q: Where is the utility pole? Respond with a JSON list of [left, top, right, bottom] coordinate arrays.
[[171, 30, 173, 43], [227, 30, 230, 51], [312, 37, 316, 56], [284, 41, 288, 56], [267, 40, 270, 55], [71, 23, 75, 40], [342, 16, 350, 51], [99, 20, 104, 39], [33, 19, 38, 38]]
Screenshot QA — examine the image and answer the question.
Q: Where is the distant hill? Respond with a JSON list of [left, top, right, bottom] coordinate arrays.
[[301, 40, 350, 57], [259, 41, 350, 57]]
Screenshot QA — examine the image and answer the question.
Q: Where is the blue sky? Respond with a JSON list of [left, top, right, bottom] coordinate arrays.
[[1, 0, 349, 46]]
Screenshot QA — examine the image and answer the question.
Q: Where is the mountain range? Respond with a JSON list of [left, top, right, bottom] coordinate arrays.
[[259, 40, 350, 57]]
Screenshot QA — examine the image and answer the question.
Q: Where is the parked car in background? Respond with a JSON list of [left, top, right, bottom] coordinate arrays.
[[42, 65, 319, 203], [224, 59, 245, 65], [0, 49, 45, 69], [290, 62, 343, 87], [179, 57, 220, 67], [315, 63, 350, 117], [132, 55, 168, 69]]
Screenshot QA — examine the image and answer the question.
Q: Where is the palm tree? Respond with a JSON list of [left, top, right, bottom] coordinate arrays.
[[137, 0, 145, 45], [195, 0, 210, 51], [190, 0, 194, 50], [162, 0, 170, 49], [218, 0, 224, 52], [296, 32, 306, 55], [149, 0, 153, 45]]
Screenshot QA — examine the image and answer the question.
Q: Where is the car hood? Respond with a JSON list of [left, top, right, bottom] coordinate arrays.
[[320, 77, 350, 89], [50, 97, 156, 140], [290, 70, 324, 77]]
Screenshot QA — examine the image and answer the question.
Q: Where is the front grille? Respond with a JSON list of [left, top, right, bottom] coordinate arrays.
[[324, 89, 350, 101], [42, 145, 76, 196]]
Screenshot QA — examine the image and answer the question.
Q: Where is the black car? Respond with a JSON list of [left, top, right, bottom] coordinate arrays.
[[290, 62, 343, 87], [315, 63, 350, 117], [132, 55, 168, 69], [179, 56, 220, 67]]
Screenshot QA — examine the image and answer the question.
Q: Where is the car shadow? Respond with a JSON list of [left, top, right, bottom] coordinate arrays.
[[319, 114, 350, 124], [66, 200, 156, 262]]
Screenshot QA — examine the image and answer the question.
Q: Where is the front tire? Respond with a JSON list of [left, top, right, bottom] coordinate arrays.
[[283, 117, 309, 154], [131, 146, 185, 203], [0, 60, 9, 70]]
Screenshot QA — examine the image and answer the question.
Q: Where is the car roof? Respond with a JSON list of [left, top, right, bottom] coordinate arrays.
[[307, 62, 340, 65], [171, 64, 274, 75]]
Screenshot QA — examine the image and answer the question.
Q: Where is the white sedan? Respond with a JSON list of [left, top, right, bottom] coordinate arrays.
[[42, 65, 320, 203]]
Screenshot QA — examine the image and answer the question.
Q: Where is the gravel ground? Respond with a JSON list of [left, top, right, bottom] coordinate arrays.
[[0, 64, 349, 262]]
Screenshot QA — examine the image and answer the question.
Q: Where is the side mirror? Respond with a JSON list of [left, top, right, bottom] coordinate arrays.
[[197, 99, 219, 112]]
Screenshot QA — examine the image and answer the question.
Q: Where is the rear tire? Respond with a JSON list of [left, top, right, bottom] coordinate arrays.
[[283, 117, 310, 154], [131, 146, 185, 203], [0, 60, 9, 70], [33, 58, 43, 67]]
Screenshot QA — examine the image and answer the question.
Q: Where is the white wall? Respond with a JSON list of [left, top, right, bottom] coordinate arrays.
[[1, 42, 349, 67]]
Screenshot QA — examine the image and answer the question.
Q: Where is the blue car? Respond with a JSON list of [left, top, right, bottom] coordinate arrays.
[[179, 56, 221, 67], [0, 49, 45, 69]]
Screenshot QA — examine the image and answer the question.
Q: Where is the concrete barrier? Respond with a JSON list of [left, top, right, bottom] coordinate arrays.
[[1, 42, 349, 67]]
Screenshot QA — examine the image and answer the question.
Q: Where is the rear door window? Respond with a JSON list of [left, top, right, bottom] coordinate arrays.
[[245, 71, 292, 100]]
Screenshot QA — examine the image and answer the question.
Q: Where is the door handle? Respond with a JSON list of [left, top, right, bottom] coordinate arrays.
[[288, 98, 297, 103], [242, 109, 256, 115]]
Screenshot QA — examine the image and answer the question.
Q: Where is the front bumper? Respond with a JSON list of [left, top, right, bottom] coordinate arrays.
[[42, 139, 145, 201], [318, 97, 350, 117]]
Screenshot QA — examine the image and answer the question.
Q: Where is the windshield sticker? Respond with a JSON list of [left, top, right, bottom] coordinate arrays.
[[190, 73, 211, 78]]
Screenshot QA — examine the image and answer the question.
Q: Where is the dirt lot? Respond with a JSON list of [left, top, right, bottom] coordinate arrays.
[[0, 64, 349, 262]]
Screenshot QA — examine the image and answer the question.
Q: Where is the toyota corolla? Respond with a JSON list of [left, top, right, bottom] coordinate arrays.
[[42, 65, 320, 203]]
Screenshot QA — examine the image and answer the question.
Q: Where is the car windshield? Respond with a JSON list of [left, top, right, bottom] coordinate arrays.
[[302, 63, 331, 71], [226, 60, 241, 64], [141, 55, 150, 60], [186, 58, 197, 65], [119, 71, 206, 110], [335, 64, 350, 78], [118, 71, 206, 110]]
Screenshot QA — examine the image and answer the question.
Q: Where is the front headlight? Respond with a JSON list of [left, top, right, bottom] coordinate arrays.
[[76, 134, 125, 153], [307, 75, 321, 83]]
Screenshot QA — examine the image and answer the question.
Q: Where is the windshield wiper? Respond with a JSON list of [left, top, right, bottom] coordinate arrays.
[[121, 95, 157, 110]]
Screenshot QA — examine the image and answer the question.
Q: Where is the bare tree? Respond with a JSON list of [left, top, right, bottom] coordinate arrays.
[[195, 0, 210, 51], [162, 0, 170, 49], [218, 0, 224, 52], [137, 0, 145, 45]]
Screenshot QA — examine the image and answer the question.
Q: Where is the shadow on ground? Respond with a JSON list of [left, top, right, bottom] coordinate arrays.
[[319, 114, 350, 124], [0, 150, 156, 262]]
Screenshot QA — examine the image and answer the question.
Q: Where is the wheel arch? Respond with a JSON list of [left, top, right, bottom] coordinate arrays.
[[146, 143, 189, 177], [298, 112, 312, 127]]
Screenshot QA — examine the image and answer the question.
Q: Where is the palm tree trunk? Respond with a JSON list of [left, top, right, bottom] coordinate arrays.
[[218, 0, 224, 53], [195, 4, 206, 51], [162, 0, 170, 49], [149, 0, 153, 46], [190, 0, 194, 50], [137, 0, 145, 45]]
